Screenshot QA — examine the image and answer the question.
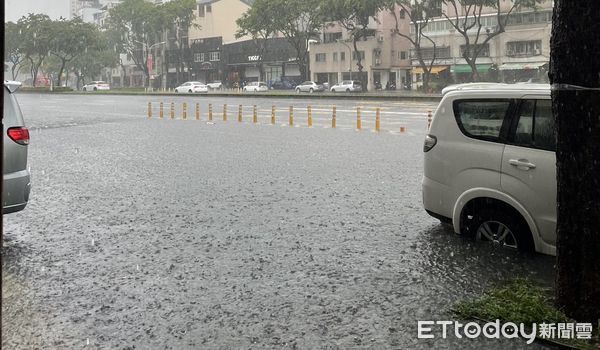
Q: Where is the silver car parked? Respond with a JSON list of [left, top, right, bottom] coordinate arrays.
[[295, 81, 324, 93], [3, 81, 31, 215]]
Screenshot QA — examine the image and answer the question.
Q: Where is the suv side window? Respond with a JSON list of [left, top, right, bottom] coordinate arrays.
[[453, 100, 512, 141], [511, 99, 555, 151]]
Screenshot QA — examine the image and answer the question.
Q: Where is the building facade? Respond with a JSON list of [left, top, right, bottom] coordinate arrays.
[[309, 6, 413, 91], [223, 37, 301, 86], [188, 0, 254, 44], [410, 0, 553, 90]]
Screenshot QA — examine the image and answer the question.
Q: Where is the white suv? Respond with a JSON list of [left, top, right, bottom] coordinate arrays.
[[422, 83, 556, 255]]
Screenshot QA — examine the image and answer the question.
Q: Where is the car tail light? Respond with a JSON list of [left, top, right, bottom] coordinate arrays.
[[7, 127, 30, 145], [423, 134, 437, 152]]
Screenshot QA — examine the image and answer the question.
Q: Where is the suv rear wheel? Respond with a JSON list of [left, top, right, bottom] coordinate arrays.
[[464, 208, 534, 253]]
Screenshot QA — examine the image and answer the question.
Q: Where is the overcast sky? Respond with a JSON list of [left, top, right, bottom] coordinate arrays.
[[5, 0, 70, 22]]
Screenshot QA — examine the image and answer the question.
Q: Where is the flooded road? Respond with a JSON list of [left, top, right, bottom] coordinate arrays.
[[3, 94, 555, 349]]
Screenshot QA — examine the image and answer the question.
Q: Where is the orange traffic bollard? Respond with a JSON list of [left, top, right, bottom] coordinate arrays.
[[332, 106, 337, 128], [253, 105, 258, 124], [307, 106, 313, 127], [356, 107, 362, 130], [375, 107, 381, 132], [208, 103, 213, 121], [159, 102, 164, 119], [289, 106, 294, 126], [196, 103, 200, 120], [147, 102, 152, 118], [271, 105, 276, 124], [238, 104, 243, 122], [223, 104, 227, 121], [170, 102, 175, 119], [182, 102, 187, 120], [400, 126, 406, 133]]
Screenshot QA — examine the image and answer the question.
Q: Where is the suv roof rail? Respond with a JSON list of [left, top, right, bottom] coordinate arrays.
[[441, 82, 550, 95]]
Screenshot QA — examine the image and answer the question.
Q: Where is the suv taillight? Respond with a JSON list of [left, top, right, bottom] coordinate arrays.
[[423, 134, 437, 152], [7, 127, 30, 145]]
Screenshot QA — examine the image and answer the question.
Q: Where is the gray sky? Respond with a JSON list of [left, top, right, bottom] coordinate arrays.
[[5, 0, 70, 22]]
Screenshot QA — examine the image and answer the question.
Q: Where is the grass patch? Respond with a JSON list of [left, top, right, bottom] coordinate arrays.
[[454, 278, 599, 349]]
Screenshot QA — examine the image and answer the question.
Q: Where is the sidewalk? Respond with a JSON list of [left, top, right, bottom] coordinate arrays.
[[18, 86, 443, 102]]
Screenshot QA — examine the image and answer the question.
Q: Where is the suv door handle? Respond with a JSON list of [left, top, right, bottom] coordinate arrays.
[[509, 159, 536, 169]]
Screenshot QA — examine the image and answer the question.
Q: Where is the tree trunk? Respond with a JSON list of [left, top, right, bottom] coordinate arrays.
[[57, 58, 67, 86], [422, 71, 431, 92], [550, 0, 600, 322]]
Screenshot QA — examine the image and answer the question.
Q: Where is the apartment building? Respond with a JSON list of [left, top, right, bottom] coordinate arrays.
[[188, 0, 254, 44], [309, 6, 413, 91], [411, 0, 553, 90]]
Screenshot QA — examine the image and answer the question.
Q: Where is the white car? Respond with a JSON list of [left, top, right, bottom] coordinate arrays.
[[243, 81, 268, 92], [295, 81, 324, 93], [174, 81, 208, 94], [330, 80, 362, 92], [207, 80, 222, 90], [422, 83, 555, 255], [82, 81, 110, 91]]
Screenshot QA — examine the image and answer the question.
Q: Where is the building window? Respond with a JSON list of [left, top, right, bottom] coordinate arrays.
[[333, 52, 338, 61], [460, 43, 490, 57], [194, 53, 203, 62], [209, 51, 220, 61], [506, 40, 542, 57], [198, 5, 204, 17], [400, 51, 407, 60], [323, 32, 343, 43], [340, 52, 345, 61], [352, 51, 365, 60], [411, 46, 450, 60], [206, 4, 211, 13], [315, 53, 326, 62]]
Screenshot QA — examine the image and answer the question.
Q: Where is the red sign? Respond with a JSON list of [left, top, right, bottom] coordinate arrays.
[[147, 54, 153, 75]]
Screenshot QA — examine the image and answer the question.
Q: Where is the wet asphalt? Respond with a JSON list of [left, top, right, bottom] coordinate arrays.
[[2, 93, 556, 349]]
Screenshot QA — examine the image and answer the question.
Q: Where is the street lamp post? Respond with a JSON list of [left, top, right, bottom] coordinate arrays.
[[133, 40, 165, 89]]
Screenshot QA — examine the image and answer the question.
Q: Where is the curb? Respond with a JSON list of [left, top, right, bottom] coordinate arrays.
[[17, 90, 443, 102]]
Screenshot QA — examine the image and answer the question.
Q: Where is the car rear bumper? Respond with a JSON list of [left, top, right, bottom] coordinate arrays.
[[3, 169, 31, 214]]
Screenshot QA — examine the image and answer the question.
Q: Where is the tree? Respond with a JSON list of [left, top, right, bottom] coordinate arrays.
[[440, 0, 539, 81], [105, 0, 162, 87], [239, 0, 323, 80], [71, 48, 118, 90], [18, 14, 53, 87], [4, 21, 27, 80], [160, 0, 198, 85], [323, 0, 388, 89], [236, 1, 278, 82], [49, 18, 102, 86], [550, 0, 600, 322], [388, 0, 441, 92]]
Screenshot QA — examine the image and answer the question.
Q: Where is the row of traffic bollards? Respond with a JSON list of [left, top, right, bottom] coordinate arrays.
[[147, 102, 425, 133]]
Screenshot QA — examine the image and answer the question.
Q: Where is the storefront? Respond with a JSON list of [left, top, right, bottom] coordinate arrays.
[[223, 38, 301, 87], [412, 65, 450, 91], [498, 62, 548, 83], [190, 36, 224, 84]]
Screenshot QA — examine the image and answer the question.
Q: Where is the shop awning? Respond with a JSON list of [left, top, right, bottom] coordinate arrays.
[[498, 62, 548, 71], [450, 64, 493, 74], [413, 65, 449, 74]]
